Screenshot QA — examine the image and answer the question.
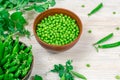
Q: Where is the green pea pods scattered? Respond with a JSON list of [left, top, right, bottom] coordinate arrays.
[[88, 3, 103, 16], [71, 71, 87, 80], [93, 33, 113, 45], [0, 40, 4, 61], [0, 74, 4, 80], [98, 41, 120, 48], [24, 45, 32, 53], [14, 69, 21, 78]]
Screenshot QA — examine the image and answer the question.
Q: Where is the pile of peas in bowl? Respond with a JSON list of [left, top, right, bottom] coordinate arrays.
[[36, 13, 79, 45], [33, 8, 82, 51]]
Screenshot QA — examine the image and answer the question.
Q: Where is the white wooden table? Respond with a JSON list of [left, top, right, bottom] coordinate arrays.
[[21, 0, 120, 80]]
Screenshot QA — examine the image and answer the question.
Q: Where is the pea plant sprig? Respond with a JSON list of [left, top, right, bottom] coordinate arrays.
[[0, 0, 56, 38], [50, 60, 87, 80]]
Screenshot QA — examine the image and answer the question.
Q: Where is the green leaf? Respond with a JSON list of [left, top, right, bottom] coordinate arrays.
[[49, 0, 56, 7], [34, 75, 43, 80], [34, 4, 45, 12], [11, 12, 22, 21]]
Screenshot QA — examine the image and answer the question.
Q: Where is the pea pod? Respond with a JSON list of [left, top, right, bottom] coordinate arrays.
[[3, 59, 10, 69], [0, 74, 4, 80], [3, 35, 12, 49], [26, 52, 33, 66], [21, 67, 30, 78], [12, 36, 19, 54], [0, 40, 4, 61], [4, 74, 9, 80], [24, 45, 32, 53], [98, 41, 120, 48], [3, 47, 9, 58], [10, 59, 20, 67], [7, 66, 18, 73], [88, 3, 103, 16], [1, 54, 10, 65], [93, 33, 113, 45], [20, 43, 25, 50], [0, 67, 3, 75], [70, 71, 87, 80], [14, 69, 21, 78], [12, 43, 19, 54]]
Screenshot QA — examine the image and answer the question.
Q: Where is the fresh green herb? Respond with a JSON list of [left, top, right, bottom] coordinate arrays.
[[81, 5, 85, 8], [116, 27, 120, 30], [0, 0, 56, 38], [0, 8, 30, 37], [51, 60, 87, 80], [88, 3, 103, 16], [88, 30, 92, 33], [93, 33, 113, 45], [34, 75, 43, 80], [86, 64, 91, 67], [113, 12, 116, 14], [0, 0, 56, 12], [98, 41, 120, 48]]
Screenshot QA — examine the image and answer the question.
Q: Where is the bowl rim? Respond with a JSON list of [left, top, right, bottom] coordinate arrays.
[[33, 8, 82, 48]]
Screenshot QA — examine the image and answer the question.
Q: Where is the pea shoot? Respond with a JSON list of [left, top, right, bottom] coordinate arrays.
[[50, 60, 87, 80], [36, 14, 79, 45]]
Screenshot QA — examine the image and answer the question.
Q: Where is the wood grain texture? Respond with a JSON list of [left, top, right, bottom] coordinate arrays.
[[22, 0, 120, 80]]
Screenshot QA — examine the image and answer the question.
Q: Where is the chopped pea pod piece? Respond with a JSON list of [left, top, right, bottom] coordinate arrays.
[[88, 3, 103, 16]]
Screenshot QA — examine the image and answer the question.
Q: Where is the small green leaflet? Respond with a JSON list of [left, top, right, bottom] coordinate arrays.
[[34, 75, 43, 80]]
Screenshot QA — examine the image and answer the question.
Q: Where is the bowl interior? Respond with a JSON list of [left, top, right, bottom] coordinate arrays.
[[33, 8, 82, 51]]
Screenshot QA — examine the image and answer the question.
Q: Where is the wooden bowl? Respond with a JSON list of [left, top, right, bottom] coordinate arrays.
[[33, 8, 82, 52]]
